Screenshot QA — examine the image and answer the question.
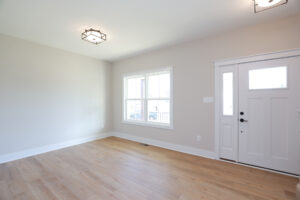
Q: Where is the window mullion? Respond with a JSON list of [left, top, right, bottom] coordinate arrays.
[[146, 98, 170, 101], [123, 67, 172, 127], [124, 78, 127, 121], [144, 74, 148, 123], [126, 98, 144, 101]]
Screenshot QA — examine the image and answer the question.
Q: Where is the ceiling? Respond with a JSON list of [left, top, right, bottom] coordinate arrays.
[[0, 0, 299, 61]]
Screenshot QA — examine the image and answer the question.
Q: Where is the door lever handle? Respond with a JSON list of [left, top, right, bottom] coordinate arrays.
[[240, 118, 248, 123]]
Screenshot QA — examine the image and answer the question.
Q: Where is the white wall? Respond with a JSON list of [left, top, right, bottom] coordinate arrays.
[[0, 34, 112, 156], [112, 14, 300, 152]]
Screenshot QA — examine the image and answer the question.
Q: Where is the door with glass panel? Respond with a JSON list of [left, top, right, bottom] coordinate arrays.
[[238, 57, 300, 174], [219, 65, 238, 161]]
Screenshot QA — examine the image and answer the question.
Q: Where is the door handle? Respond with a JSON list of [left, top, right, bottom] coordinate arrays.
[[240, 118, 248, 123]]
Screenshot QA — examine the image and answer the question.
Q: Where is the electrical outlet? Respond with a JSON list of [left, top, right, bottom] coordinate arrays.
[[196, 135, 202, 142]]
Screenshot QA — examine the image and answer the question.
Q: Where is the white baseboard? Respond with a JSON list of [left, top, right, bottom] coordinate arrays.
[[0, 131, 217, 165], [111, 132, 300, 177], [0, 132, 111, 164], [111, 132, 217, 159], [2, 130, 296, 177]]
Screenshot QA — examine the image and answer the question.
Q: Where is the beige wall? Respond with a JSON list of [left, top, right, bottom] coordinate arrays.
[[0, 34, 112, 155], [1, 13, 299, 157], [112, 14, 300, 152]]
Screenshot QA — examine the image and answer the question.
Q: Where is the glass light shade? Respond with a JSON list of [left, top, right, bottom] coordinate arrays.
[[254, 0, 288, 13], [81, 28, 106, 45], [256, 0, 282, 7]]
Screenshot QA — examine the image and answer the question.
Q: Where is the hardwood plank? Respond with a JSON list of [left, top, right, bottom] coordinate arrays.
[[0, 137, 297, 200]]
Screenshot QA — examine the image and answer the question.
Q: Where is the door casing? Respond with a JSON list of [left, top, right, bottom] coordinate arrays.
[[214, 48, 300, 174]]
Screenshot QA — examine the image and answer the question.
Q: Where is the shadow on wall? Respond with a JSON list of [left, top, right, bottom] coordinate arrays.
[[0, 34, 111, 156]]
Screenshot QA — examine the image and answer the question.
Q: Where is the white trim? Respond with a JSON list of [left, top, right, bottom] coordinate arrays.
[[215, 48, 300, 158], [1, 130, 297, 177], [113, 130, 298, 176], [122, 66, 173, 129], [216, 66, 239, 161], [122, 66, 172, 77], [0, 132, 111, 164], [218, 159, 299, 178], [214, 48, 300, 176], [111, 132, 217, 159], [214, 65, 220, 158], [111, 132, 298, 177], [122, 120, 174, 130], [215, 48, 300, 67]]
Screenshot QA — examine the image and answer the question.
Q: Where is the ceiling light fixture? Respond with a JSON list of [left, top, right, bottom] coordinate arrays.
[[254, 0, 288, 13], [81, 28, 106, 45]]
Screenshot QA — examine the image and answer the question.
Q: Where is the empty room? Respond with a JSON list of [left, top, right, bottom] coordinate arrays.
[[1, 0, 300, 199]]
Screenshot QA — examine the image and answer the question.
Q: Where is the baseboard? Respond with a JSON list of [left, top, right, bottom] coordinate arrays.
[[0, 131, 217, 164], [111, 132, 217, 159], [0, 132, 111, 164], [2, 130, 296, 177]]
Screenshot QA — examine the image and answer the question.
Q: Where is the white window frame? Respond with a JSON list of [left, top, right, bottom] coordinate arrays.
[[123, 67, 173, 129]]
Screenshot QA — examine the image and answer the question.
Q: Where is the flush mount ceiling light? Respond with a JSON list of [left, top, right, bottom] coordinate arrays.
[[254, 0, 288, 13], [81, 28, 106, 45]]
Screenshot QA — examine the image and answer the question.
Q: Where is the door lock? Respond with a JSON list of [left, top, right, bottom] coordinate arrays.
[[240, 118, 248, 123]]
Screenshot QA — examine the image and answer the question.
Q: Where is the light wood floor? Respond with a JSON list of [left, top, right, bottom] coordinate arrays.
[[0, 137, 298, 200]]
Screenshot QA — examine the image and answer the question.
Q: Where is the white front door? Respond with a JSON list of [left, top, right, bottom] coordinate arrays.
[[238, 57, 300, 174], [218, 65, 238, 161]]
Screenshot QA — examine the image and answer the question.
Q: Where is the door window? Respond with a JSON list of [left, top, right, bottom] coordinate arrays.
[[249, 66, 287, 90], [223, 72, 233, 116]]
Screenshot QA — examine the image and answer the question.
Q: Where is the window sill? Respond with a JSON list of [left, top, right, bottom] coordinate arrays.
[[122, 120, 174, 130]]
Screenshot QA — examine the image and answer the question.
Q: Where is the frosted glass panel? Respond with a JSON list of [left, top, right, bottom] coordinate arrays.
[[249, 67, 287, 90], [223, 72, 233, 116]]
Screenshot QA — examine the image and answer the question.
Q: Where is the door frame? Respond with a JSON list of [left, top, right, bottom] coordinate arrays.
[[214, 48, 300, 160]]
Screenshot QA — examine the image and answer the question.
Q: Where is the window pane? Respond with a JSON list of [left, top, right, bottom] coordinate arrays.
[[148, 72, 170, 98], [126, 100, 144, 121], [147, 100, 170, 124], [223, 72, 233, 116], [249, 66, 287, 90], [127, 77, 145, 99]]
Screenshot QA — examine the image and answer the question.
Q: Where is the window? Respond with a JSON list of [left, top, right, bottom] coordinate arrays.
[[124, 68, 172, 128], [222, 72, 233, 116], [249, 66, 287, 90]]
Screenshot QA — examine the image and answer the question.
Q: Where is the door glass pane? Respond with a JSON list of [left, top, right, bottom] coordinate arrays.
[[148, 72, 170, 98], [223, 72, 233, 116], [147, 100, 170, 124], [127, 77, 145, 98], [126, 100, 144, 121], [249, 66, 287, 90]]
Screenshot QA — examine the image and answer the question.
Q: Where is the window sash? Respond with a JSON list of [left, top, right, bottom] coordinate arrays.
[[124, 99, 145, 121], [146, 99, 170, 124], [123, 68, 172, 127]]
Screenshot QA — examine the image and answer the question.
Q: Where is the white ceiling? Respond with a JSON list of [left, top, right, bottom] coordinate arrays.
[[0, 0, 299, 61]]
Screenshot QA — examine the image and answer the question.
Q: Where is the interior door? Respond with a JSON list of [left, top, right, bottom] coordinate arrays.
[[238, 57, 300, 175]]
